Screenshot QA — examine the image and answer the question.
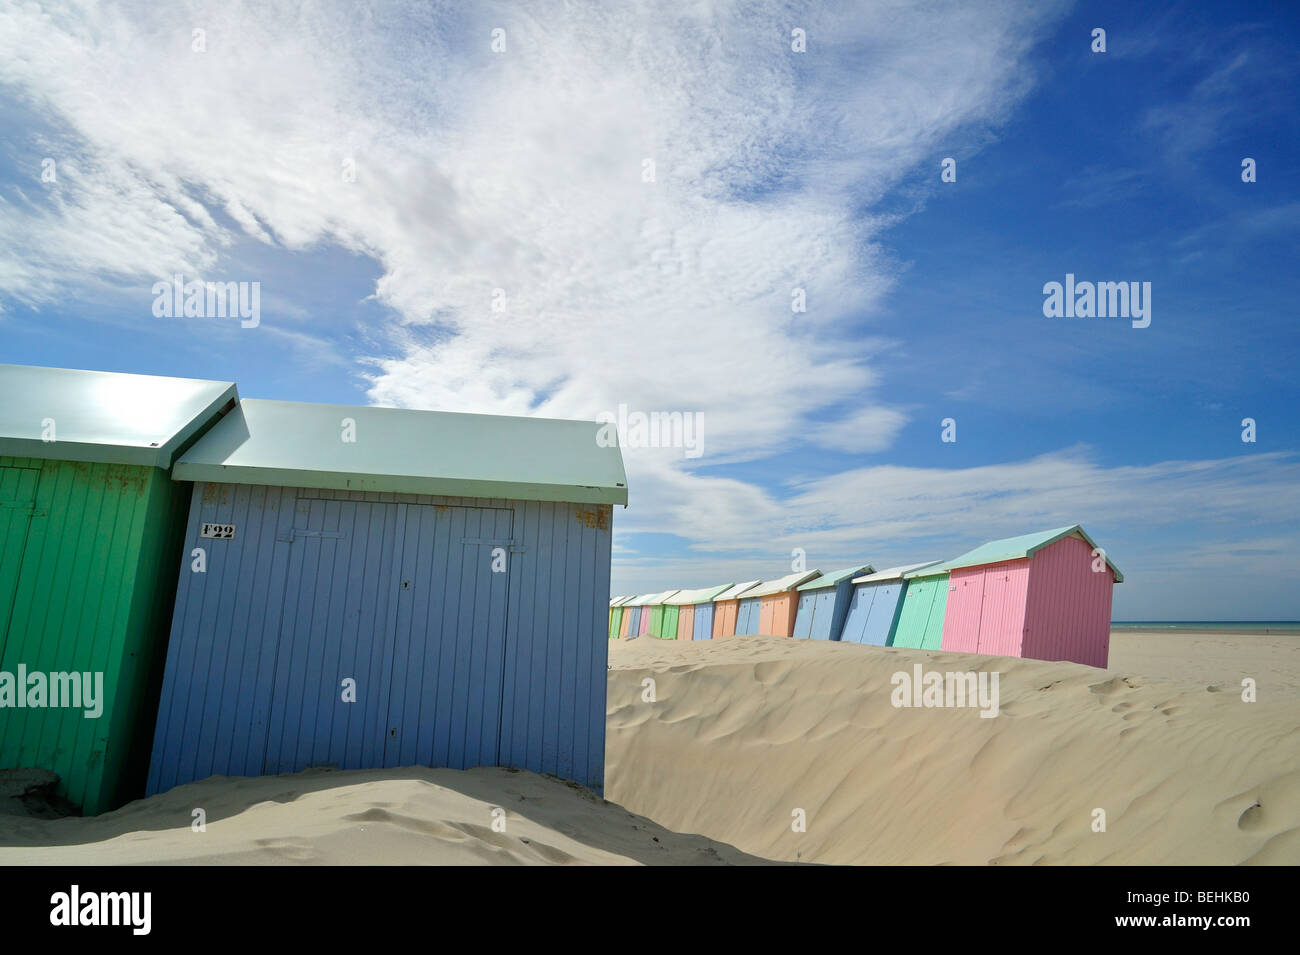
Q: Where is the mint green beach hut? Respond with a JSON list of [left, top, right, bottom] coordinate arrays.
[[889, 562, 953, 650]]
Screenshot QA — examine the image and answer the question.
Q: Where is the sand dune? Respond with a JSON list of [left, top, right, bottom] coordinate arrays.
[[3, 629, 1296, 864], [0, 766, 772, 865], [605, 632, 1300, 864]]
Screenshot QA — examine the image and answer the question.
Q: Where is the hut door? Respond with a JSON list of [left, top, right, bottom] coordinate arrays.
[[865, 582, 902, 647], [738, 599, 759, 635], [919, 578, 949, 651], [264, 499, 397, 775], [974, 562, 1031, 657], [943, 572, 986, 654], [793, 593, 815, 639], [840, 585, 872, 644], [810, 591, 837, 640], [0, 467, 40, 656], [383, 504, 514, 771]]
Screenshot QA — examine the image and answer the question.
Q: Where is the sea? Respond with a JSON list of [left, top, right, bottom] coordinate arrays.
[[1111, 621, 1300, 634]]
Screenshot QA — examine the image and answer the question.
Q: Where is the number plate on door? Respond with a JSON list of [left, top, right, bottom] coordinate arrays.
[[200, 523, 237, 539]]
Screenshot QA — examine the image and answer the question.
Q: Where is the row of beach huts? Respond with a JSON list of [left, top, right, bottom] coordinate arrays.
[[609, 525, 1122, 668], [0, 363, 1124, 819]]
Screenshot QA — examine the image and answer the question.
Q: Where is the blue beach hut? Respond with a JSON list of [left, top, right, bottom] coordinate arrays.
[[791, 565, 873, 640], [148, 398, 626, 796], [839, 561, 942, 646]]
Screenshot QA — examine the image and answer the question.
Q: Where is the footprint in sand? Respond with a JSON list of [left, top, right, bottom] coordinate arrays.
[[752, 660, 794, 686], [1237, 801, 1264, 831]]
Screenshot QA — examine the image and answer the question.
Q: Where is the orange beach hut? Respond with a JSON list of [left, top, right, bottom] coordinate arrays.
[[666, 584, 734, 640], [741, 570, 823, 636], [711, 580, 762, 637]]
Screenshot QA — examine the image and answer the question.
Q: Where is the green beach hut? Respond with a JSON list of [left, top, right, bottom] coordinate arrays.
[[608, 596, 631, 640], [0, 364, 237, 814], [889, 562, 953, 650], [660, 599, 681, 639], [645, 590, 681, 638]]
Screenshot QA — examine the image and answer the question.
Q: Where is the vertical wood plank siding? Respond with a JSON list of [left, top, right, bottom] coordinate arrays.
[[676, 604, 695, 640], [148, 484, 611, 796], [792, 592, 816, 638], [757, 592, 797, 637], [941, 559, 1031, 656], [692, 603, 714, 640], [938, 537, 1113, 666], [657, 605, 679, 639], [793, 587, 850, 641], [890, 575, 949, 650], [840, 580, 907, 646], [1023, 535, 1113, 667], [0, 457, 190, 814], [712, 599, 739, 637], [735, 597, 761, 635]]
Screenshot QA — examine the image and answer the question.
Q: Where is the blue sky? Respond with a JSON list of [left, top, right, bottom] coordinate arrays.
[[1, 1, 1297, 619]]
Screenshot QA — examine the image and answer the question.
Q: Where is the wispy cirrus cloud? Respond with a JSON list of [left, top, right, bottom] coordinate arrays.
[[0, 0, 1064, 460]]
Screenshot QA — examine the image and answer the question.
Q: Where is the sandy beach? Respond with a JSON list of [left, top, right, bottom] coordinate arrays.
[[605, 629, 1300, 864], [0, 765, 773, 865], [2, 628, 1296, 865]]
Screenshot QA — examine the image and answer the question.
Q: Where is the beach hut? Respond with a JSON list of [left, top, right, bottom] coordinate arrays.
[[631, 595, 650, 639], [621, 596, 648, 639], [691, 585, 733, 640], [626, 589, 650, 634], [890, 563, 953, 650], [620, 596, 641, 635], [839, 561, 942, 646], [147, 397, 627, 798], [791, 565, 873, 640], [618, 596, 638, 638], [665, 585, 733, 640], [660, 592, 683, 639], [740, 570, 823, 636], [664, 585, 731, 640], [665, 588, 697, 640], [0, 363, 238, 814], [642, 590, 681, 638], [939, 526, 1121, 667], [676, 602, 694, 639], [711, 580, 762, 637], [678, 603, 694, 639], [608, 596, 631, 640], [735, 593, 763, 635]]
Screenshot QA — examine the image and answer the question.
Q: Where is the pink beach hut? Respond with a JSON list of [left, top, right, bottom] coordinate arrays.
[[637, 594, 657, 636], [939, 525, 1122, 668]]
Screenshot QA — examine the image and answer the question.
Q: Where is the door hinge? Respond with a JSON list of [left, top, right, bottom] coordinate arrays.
[[460, 537, 524, 553], [278, 529, 347, 543]]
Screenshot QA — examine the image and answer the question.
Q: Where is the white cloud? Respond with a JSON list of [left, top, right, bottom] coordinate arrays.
[[808, 406, 909, 452], [611, 449, 1300, 612], [615, 446, 1300, 559], [0, 0, 1059, 455]]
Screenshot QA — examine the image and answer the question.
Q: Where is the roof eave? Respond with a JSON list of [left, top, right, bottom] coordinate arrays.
[[0, 437, 169, 470], [170, 462, 629, 506], [799, 565, 873, 591]]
